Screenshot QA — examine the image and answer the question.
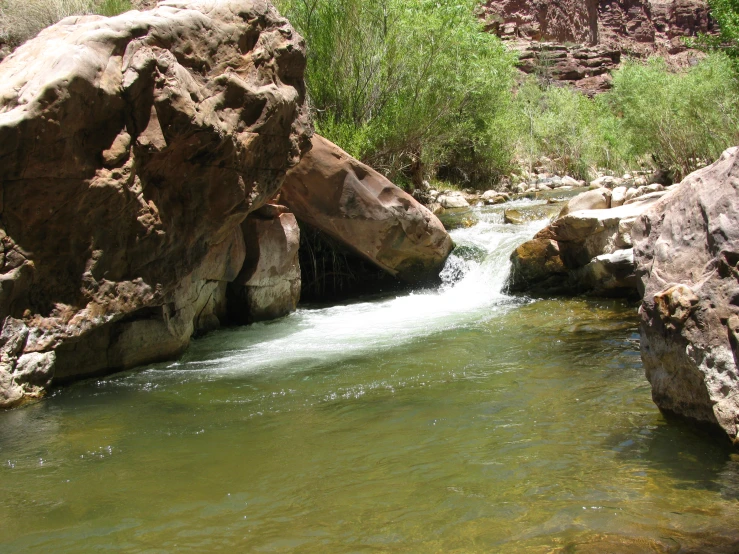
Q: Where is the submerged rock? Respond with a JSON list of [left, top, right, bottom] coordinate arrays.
[[633, 147, 739, 443], [0, 0, 311, 405], [280, 135, 453, 283]]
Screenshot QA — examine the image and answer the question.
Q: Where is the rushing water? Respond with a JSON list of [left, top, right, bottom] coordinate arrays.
[[2, 202, 739, 553]]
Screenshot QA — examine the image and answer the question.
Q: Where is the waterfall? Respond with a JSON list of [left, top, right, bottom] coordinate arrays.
[[161, 203, 549, 377]]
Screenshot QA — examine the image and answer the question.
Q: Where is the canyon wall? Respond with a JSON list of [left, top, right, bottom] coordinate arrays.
[[481, 0, 713, 94]]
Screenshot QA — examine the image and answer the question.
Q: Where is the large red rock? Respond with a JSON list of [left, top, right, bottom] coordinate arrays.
[[280, 135, 453, 283], [633, 147, 739, 443], [0, 0, 310, 406]]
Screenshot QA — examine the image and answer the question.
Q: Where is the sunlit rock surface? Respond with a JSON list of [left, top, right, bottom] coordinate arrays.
[[634, 147, 739, 443], [509, 188, 665, 296], [0, 0, 310, 406], [280, 135, 454, 283]]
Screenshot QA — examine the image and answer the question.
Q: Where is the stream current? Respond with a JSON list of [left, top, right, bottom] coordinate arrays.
[[2, 201, 739, 552]]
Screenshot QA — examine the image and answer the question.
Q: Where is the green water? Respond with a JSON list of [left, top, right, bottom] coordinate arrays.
[[1, 204, 738, 553]]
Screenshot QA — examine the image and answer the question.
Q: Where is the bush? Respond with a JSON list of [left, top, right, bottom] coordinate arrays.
[[0, 0, 132, 48], [275, 0, 517, 188], [510, 79, 628, 181], [606, 54, 739, 179]]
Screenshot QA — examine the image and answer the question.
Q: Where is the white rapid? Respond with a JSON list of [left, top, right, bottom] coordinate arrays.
[[160, 204, 549, 377]]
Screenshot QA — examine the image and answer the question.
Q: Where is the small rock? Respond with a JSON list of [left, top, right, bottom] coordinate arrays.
[[437, 192, 470, 209], [559, 187, 611, 216], [504, 209, 524, 225], [611, 186, 627, 208]]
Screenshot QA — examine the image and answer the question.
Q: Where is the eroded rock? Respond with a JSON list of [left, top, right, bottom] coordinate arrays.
[[281, 135, 453, 283], [633, 147, 739, 443], [0, 0, 311, 402], [509, 190, 664, 296], [229, 210, 301, 323], [481, 0, 712, 95]]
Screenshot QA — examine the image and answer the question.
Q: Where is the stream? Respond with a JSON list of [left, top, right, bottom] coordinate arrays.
[[1, 201, 739, 552]]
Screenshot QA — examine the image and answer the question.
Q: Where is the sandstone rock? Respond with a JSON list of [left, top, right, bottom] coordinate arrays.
[[611, 186, 628, 208], [509, 238, 568, 293], [481, 0, 713, 95], [590, 176, 623, 189], [438, 192, 471, 209], [429, 203, 444, 216], [482, 190, 509, 204], [229, 212, 301, 323], [509, 194, 663, 295], [574, 248, 637, 294], [561, 175, 580, 187], [0, 0, 310, 402], [281, 135, 453, 282], [633, 147, 739, 442], [623, 190, 667, 205], [14, 352, 56, 389], [559, 187, 611, 216]]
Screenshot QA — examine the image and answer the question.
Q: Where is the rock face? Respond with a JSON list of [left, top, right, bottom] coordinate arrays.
[[0, 0, 311, 406], [509, 187, 667, 295], [633, 147, 739, 443], [481, 0, 713, 94], [280, 135, 454, 283]]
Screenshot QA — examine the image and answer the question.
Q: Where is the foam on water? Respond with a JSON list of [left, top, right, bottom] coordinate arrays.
[[153, 209, 550, 378]]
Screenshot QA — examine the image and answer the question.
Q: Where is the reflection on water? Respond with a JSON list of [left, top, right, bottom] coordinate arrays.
[[0, 204, 738, 553]]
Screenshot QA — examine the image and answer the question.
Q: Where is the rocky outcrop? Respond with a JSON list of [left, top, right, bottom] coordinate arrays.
[[633, 147, 739, 443], [481, 0, 713, 94], [280, 135, 454, 283], [0, 0, 311, 406], [509, 187, 668, 295]]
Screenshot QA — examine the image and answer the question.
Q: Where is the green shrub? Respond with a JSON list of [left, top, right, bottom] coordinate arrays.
[[508, 79, 629, 181], [275, 0, 517, 189], [606, 54, 739, 179]]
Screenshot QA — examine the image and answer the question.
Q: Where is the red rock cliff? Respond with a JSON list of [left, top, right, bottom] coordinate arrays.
[[481, 0, 713, 94]]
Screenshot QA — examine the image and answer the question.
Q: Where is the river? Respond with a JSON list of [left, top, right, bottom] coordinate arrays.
[[1, 201, 738, 552]]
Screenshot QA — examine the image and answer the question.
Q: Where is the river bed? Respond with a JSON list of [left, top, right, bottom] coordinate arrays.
[[1, 202, 738, 552]]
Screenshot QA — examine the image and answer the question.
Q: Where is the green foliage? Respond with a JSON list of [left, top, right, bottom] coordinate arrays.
[[606, 55, 739, 179], [502, 54, 739, 182], [275, 0, 517, 188], [690, 0, 739, 59], [509, 79, 627, 180], [95, 0, 132, 17]]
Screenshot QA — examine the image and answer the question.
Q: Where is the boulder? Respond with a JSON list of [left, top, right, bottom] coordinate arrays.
[[229, 210, 301, 323], [633, 147, 739, 443], [611, 186, 627, 208], [508, 238, 568, 293], [280, 135, 453, 282], [560, 176, 581, 187], [509, 194, 663, 296], [590, 176, 623, 189], [558, 187, 611, 216], [438, 192, 471, 209], [504, 209, 524, 225], [482, 190, 509, 204], [0, 0, 310, 405]]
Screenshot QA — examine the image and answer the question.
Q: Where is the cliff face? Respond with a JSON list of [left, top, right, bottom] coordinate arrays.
[[481, 0, 713, 94]]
